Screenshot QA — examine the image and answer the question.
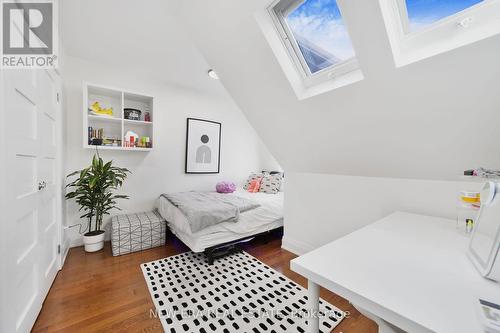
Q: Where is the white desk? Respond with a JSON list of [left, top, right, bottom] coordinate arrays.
[[291, 212, 500, 333]]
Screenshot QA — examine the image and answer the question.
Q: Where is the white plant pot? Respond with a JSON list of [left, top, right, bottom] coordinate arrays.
[[83, 232, 105, 252]]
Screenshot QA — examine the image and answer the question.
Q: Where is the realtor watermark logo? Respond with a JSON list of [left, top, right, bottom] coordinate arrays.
[[1, 0, 58, 68]]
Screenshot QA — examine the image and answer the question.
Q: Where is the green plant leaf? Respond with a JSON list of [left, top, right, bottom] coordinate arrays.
[[65, 151, 130, 233]]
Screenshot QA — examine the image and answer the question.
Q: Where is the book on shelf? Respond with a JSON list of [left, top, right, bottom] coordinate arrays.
[[88, 126, 120, 146]]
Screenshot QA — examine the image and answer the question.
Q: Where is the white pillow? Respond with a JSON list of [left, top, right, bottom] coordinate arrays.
[[259, 173, 283, 194]]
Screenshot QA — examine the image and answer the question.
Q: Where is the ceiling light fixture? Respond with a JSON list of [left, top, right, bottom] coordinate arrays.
[[207, 69, 219, 80]]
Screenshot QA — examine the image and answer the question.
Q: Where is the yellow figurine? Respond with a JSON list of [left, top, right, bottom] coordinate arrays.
[[90, 101, 113, 116]]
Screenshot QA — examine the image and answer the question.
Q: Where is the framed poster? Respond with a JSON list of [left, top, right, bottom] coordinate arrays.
[[185, 118, 221, 174]]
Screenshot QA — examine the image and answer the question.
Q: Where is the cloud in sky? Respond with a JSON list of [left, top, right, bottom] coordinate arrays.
[[405, 0, 483, 31], [285, 0, 355, 62], [284, 0, 483, 57]]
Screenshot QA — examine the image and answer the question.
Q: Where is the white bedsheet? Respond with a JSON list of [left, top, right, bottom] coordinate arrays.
[[157, 190, 284, 252]]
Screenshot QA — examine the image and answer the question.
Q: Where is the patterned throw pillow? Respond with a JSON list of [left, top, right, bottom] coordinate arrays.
[[259, 173, 283, 194], [243, 172, 264, 190]]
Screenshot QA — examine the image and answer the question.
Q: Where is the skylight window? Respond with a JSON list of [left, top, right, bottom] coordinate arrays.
[[269, 0, 359, 80], [284, 0, 355, 74], [404, 0, 484, 32], [259, 0, 363, 98], [379, 0, 500, 67]]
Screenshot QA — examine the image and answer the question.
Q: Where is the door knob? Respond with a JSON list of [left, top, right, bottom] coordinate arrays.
[[38, 181, 47, 190]]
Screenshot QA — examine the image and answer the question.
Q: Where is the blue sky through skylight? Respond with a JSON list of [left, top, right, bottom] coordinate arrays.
[[405, 0, 483, 31], [285, 0, 355, 73]]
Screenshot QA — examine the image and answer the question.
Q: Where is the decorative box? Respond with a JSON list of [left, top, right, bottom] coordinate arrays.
[[111, 210, 166, 256]]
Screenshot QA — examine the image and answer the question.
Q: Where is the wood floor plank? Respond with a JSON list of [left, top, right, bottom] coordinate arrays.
[[32, 234, 377, 333]]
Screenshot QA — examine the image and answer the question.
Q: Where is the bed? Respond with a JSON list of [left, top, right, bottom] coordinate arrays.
[[157, 189, 284, 263]]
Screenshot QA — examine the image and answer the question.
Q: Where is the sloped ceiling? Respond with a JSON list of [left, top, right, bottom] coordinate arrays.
[[60, 0, 226, 95], [168, 0, 500, 180]]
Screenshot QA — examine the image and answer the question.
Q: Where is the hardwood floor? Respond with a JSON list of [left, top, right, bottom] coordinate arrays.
[[32, 234, 377, 333]]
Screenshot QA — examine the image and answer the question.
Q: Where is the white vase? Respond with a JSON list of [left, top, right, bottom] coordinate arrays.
[[83, 231, 105, 252]]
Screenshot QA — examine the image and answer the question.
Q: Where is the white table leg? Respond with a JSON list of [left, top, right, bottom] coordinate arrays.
[[308, 279, 320, 333]]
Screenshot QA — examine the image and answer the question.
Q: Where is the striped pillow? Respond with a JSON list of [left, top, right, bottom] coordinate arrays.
[[259, 173, 283, 194]]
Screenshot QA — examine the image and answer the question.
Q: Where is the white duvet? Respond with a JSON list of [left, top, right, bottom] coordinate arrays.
[[157, 190, 283, 237]]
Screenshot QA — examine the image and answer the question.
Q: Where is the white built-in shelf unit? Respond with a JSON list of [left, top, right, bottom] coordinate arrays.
[[83, 83, 154, 151]]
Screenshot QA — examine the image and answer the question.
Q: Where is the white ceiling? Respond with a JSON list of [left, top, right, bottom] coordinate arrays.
[[60, 0, 224, 95]]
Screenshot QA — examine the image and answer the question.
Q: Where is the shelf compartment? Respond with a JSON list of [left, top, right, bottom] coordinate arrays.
[[83, 82, 154, 152], [87, 86, 122, 120], [124, 92, 153, 122]]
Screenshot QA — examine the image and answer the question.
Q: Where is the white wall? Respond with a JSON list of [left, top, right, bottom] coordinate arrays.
[[283, 172, 483, 254], [63, 55, 280, 247]]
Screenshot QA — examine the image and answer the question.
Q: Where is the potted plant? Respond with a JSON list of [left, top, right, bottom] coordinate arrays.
[[65, 152, 130, 252]]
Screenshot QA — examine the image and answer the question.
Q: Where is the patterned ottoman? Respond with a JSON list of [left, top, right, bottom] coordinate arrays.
[[111, 210, 167, 256]]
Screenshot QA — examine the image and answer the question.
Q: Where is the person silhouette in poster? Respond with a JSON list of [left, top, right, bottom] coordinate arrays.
[[196, 134, 211, 163]]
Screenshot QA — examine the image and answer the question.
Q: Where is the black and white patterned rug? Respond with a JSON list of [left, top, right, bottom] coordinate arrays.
[[141, 251, 344, 333]]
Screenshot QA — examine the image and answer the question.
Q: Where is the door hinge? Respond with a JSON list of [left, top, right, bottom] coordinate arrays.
[[57, 244, 61, 254], [56, 92, 60, 103]]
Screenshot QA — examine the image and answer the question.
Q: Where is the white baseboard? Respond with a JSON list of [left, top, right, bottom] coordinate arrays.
[[281, 236, 315, 256], [70, 234, 316, 254], [69, 238, 83, 248], [68, 229, 112, 248], [60, 239, 71, 268]]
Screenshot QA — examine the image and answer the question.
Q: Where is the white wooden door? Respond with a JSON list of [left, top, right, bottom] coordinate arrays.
[[1, 69, 61, 333]]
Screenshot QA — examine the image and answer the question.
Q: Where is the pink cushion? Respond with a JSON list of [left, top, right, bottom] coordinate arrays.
[[247, 178, 262, 193], [216, 181, 236, 193]]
